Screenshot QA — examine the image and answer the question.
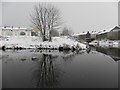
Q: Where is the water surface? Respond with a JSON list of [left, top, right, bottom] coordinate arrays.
[[2, 47, 119, 88]]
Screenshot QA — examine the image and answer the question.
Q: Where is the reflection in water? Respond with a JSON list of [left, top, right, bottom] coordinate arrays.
[[32, 54, 61, 88], [86, 48, 91, 54], [2, 47, 118, 88], [94, 46, 120, 62], [2, 50, 79, 88]]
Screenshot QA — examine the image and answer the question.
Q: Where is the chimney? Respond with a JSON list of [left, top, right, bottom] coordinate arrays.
[[18, 27, 20, 29]]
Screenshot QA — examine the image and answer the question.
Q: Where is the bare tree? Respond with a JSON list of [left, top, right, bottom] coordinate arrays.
[[46, 5, 61, 41], [30, 3, 61, 41]]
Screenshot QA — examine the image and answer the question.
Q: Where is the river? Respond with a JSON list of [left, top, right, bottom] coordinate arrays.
[[2, 46, 119, 88]]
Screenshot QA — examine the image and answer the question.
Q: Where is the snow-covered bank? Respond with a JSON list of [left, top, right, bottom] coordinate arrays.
[[0, 37, 42, 49], [0, 36, 87, 50], [40, 36, 87, 49], [89, 39, 120, 48]]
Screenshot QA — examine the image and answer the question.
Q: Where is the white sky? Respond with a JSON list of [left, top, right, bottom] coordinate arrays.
[[1, 2, 118, 33]]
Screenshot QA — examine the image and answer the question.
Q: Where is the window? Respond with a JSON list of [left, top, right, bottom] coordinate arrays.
[[31, 32, 38, 36], [20, 32, 26, 36], [5, 31, 13, 36]]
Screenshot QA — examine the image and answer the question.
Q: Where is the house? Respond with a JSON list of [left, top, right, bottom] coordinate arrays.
[[32, 27, 42, 37], [96, 26, 120, 40], [96, 32, 108, 40], [85, 31, 92, 43], [0, 26, 41, 38], [73, 31, 93, 42], [0, 26, 43, 49], [73, 32, 86, 42], [107, 26, 120, 40]]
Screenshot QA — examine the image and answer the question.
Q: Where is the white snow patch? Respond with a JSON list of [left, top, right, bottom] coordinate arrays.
[[90, 39, 120, 48], [39, 36, 87, 49], [0, 36, 87, 49]]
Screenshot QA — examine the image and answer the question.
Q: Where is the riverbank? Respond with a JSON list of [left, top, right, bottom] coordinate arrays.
[[0, 36, 87, 50]]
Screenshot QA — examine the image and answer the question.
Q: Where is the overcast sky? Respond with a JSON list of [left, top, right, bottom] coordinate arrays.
[[2, 2, 118, 33]]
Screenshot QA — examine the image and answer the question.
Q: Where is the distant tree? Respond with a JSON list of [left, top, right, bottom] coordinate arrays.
[[30, 3, 62, 41], [60, 27, 73, 36], [50, 29, 59, 37]]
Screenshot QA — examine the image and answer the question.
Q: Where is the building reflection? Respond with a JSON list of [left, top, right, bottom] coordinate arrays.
[[95, 46, 120, 62]]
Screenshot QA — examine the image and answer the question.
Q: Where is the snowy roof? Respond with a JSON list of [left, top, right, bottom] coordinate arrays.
[[0, 26, 31, 31], [2, 27, 27, 30], [111, 26, 120, 32], [73, 26, 118, 36], [96, 27, 115, 35], [97, 30, 109, 35], [90, 31, 98, 35], [73, 32, 86, 36], [112, 26, 120, 30]]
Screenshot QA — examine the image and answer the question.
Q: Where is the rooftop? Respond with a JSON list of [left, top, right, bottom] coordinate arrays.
[[0, 26, 31, 30], [111, 26, 120, 32]]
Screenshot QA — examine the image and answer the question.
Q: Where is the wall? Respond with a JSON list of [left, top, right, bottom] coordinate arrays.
[[107, 31, 120, 40], [96, 33, 108, 40]]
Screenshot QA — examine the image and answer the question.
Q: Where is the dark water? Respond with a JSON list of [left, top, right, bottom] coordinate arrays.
[[2, 47, 119, 88]]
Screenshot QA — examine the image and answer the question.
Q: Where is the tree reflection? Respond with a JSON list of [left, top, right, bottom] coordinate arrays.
[[32, 50, 86, 88], [32, 54, 62, 88], [2, 49, 87, 88], [61, 50, 87, 63], [86, 48, 91, 54]]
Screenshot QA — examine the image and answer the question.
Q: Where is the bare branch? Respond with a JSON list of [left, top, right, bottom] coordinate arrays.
[[30, 3, 62, 41]]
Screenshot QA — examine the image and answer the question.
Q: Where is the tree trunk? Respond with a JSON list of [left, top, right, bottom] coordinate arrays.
[[43, 25, 46, 41]]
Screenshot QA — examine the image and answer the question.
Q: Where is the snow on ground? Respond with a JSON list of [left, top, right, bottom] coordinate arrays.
[[52, 36, 86, 49], [0, 36, 42, 48], [0, 36, 87, 49], [89, 40, 99, 46], [89, 39, 120, 48], [34, 36, 86, 49]]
